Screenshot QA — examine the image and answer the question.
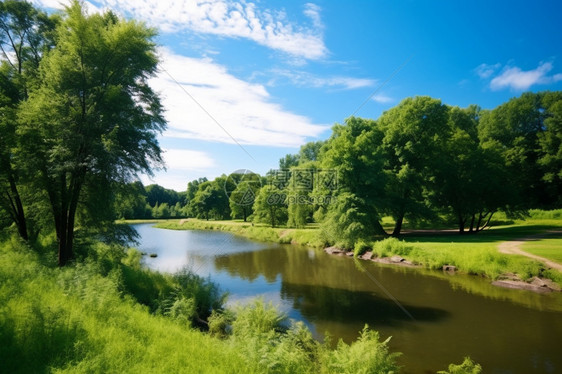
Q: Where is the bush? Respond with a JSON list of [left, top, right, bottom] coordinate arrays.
[[438, 357, 482, 374], [372, 237, 413, 258], [353, 240, 371, 257], [320, 325, 400, 374], [165, 268, 227, 327]]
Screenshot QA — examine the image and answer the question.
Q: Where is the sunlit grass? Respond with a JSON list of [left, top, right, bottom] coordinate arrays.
[[522, 238, 562, 263]]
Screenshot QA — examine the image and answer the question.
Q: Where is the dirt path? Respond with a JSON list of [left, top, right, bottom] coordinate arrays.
[[498, 231, 562, 272]]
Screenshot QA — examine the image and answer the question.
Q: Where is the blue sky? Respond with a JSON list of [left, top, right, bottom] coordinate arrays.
[[34, 0, 562, 191]]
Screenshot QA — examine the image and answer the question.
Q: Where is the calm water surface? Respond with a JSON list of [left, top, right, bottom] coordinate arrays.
[[133, 224, 562, 374]]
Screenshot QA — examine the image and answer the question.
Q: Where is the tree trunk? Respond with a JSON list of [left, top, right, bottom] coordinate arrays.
[[469, 214, 475, 233], [392, 214, 404, 237], [5, 172, 28, 241], [243, 207, 247, 222], [458, 214, 466, 234]]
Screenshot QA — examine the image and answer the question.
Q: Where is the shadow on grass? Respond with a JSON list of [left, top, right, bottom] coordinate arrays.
[[398, 224, 562, 244]]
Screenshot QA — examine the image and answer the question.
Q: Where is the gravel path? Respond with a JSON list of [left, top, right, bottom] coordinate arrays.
[[497, 231, 562, 272]]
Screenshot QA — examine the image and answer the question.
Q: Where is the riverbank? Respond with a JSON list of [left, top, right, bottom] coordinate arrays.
[[151, 218, 562, 290]]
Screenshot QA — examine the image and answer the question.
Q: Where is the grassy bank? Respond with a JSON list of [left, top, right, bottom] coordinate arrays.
[[2, 235, 429, 374], [155, 219, 327, 248], [153, 213, 562, 286]]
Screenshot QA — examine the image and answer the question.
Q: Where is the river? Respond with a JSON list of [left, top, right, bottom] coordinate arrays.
[[133, 223, 562, 374]]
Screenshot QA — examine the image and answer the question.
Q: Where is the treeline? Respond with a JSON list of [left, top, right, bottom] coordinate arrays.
[[115, 182, 188, 219], [178, 92, 562, 249]]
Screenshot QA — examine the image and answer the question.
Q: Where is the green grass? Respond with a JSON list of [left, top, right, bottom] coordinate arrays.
[[0, 235, 410, 373], [522, 238, 562, 263]]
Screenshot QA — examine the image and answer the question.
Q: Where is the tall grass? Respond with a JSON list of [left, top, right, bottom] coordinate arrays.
[[0, 236, 408, 373]]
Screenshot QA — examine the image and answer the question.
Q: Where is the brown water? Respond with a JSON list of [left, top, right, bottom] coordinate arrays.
[[134, 224, 562, 374]]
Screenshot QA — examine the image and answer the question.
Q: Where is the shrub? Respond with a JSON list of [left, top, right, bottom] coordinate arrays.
[[320, 325, 400, 374], [165, 268, 227, 327], [353, 240, 371, 257], [438, 357, 482, 374], [372, 237, 413, 258]]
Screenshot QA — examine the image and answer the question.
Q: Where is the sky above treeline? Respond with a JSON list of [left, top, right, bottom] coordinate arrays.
[[33, 0, 562, 191]]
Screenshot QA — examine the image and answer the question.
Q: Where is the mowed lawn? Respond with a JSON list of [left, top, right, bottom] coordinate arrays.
[[522, 238, 562, 264]]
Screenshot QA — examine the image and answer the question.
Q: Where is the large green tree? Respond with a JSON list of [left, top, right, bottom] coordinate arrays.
[[320, 117, 388, 242], [479, 91, 562, 208], [432, 106, 514, 233], [378, 96, 449, 236], [17, 2, 165, 265], [0, 0, 57, 240]]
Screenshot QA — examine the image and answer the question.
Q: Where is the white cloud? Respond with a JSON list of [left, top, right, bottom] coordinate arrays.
[[372, 94, 394, 104], [45, 0, 326, 60], [269, 69, 376, 90], [152, 48, 328, 147], [474, 63, 501, 79], [162, 149, 216, 171], [489, 62, 562, 91], [32, 0, 103, 14]]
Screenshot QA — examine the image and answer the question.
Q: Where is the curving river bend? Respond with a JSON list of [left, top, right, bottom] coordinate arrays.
[[133, 223, 562, 374]]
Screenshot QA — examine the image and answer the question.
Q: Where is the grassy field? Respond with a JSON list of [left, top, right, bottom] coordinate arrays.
[[522, 238, 562, 263], [151, 211, 562, 285]]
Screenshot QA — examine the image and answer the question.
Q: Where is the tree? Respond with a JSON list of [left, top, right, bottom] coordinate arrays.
[[190, 177, 232, 220], [537, 96, 562, 205], [432, 106, 514, 233], [253, 185, 287, 228], [17, 2, 165, 265], [279, 153, 300, 170], [320, 117, 388, 239], [114, 181, 150, 219], [0, 1, 57, 240], [378, 96, 450, 236], [479, 91, 562, 208], [228, 171, 261, 222], [299, 140, 324, 162]]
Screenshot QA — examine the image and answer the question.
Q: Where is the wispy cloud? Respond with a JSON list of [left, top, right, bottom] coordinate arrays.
[[474, 63, 501, 79], [162, 149, 216, 171], [32, 0, 328, 60], [490, 62, 562, 91], [269, 69, 376, 90], [152, 48, 328, 148], [475, 61, 562, 91], [372, 94, 394, 104]]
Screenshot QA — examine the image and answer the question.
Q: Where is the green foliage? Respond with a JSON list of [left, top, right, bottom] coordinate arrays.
[[438, 357, 482, 374], [190, 177, 232, 220], [353, 240, 371, 257], [166, 268, 227, 325], [479, 91, 562, 208], [321, 193, 383, 249], [371, 237, 414, 258], [253, 185, 288, 228], [378, 96, 450, 235], [321, 326, 400, 374], [14, 1, 165, 264], [320, 117, 387, 239]]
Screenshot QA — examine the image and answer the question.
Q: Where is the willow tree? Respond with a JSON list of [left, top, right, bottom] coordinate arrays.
[[18, 2, 165, 265]]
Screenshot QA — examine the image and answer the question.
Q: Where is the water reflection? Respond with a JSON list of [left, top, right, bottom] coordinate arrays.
[[134, 224, 562, 374]]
